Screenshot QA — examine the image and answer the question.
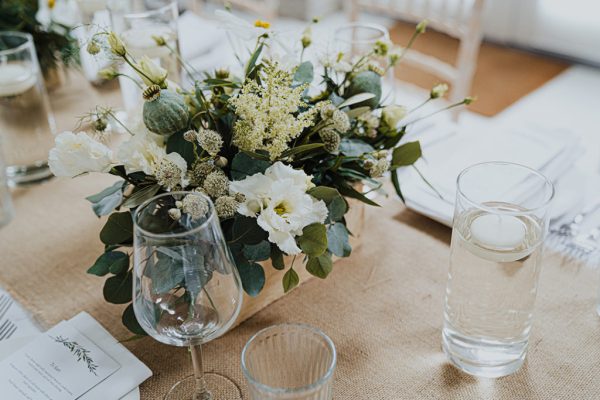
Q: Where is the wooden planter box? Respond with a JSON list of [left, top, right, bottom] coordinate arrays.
[[234, 196, 366, 326]]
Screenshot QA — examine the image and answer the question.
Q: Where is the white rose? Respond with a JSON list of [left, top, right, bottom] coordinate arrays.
[[48, 132, 113, 177], [117, 131, 166, 175]]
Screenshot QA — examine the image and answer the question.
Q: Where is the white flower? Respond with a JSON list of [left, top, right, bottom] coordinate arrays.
[[48, 132, 113, 177], [230, 162, 328, 255], [135, 56, 168, 87], [117, 130, 166, 175], [214, 10, 271, 42]]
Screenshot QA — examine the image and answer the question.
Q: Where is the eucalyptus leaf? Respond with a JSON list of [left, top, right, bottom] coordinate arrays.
[[293, 61, 314, 85], [346, 106, 371, 119], [270, 245, 285, 270], [243, 241, 271, 262], [151, 257, 186, 294], [305, 253, 333, 279], [232, 216, 268, 245], [103, 271, 133, 304], [338, 93, 375, 109], [86, 181, 124, 217], [307, 186, 341, 203], [298, 223, 328, 257], [282, 268, 299, 293], [339, 138, 375, 157], [237, 262, 265, 297], [87, 251, 129, 276], [281, 143, 324, 158], [100, 212, 133, 245], [336, 183, 380, 207], [122, 303, 147, 336], [391, 169, 405, 202], [231, 152, 270, 181], [327, 223, 352, 257], [245, 42, 264, 77], [122, 184, 161, 209], [391, 141, 422, 167], [327, 196, 347, 223]]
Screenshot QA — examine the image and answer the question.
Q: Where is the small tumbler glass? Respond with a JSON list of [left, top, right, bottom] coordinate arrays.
[[0, 141, 14, 228], [443, 162, 554, 378], [0, 32, 56, 185], [242, 324, 336, 400]]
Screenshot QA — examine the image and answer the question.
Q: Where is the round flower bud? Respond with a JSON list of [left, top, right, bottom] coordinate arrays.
[[381, 105, 407, 129], [198, 128, 223, 157], [182, 194, 209, 220], [189, 161, 215, 186], [373, 40, 390, 57], [363, 159, 375, 169], [107, 32, 126, 57], [416, 20, 428, 34], [93, 117, 108, 132], [320, 103, 337, 121], [175, 200, 183, 209], [332, 110, 350, 133], [152, 35, 167, 46], [369, 158, 391, 178], [215, 156, 228, 168], [301, 26, 312, 49], [215, 68, 230, 79], [86, 40, 101, 55], [430, 83, 449, 99], [168, 208, 181, 220]]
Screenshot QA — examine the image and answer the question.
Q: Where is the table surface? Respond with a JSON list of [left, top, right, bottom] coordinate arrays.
[[1, 72, 599, 400]]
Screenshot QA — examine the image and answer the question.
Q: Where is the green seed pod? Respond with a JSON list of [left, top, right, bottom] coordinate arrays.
[[142, 85, 189, 136], [345, 70, 382, 109]]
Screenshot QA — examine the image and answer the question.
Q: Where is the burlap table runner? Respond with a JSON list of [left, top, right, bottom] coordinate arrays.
[[1, 73, 599, 399]]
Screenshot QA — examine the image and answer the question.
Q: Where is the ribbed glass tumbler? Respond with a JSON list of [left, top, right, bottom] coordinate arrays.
[[241, 324, 336, 400]]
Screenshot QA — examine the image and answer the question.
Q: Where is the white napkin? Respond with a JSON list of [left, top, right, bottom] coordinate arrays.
[[178, 12, 226, 61], [398, 120, 583, 226]]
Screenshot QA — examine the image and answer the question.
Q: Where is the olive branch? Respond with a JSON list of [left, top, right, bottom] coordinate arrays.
[[52, 336, 99, 375]]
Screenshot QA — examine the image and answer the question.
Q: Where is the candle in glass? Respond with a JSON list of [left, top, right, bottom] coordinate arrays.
[[0, 32, 56, 185]]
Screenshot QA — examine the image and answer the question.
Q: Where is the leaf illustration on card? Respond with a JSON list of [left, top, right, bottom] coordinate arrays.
[[52, 336, 99, 375]]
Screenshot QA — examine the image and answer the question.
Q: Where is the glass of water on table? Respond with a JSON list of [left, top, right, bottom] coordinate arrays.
[[443, 161, 554, 378]]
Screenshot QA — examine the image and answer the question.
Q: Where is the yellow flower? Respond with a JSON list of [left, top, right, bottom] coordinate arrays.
[[254, 20, 271, 29], [48, 0, 56, 9]]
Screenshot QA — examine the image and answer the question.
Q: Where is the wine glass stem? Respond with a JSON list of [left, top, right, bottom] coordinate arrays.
[[190, 344, 212, 400]]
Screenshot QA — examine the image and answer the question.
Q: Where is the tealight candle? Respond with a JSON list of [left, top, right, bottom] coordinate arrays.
[[470, 214, 526, 249], [0, 63, 36, 97]]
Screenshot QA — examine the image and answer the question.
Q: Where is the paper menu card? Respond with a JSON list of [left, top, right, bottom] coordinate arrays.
[[0, 321, 120, 400]]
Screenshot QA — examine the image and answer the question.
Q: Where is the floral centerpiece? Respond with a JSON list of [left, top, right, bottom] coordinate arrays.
[[48, 15, 471, 334]]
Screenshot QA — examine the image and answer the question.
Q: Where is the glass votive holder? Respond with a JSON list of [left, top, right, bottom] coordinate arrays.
[[0, 141, 14, 228], [0, 31, 56, 186], [242, 324, 336, 400], [108, 0, 180, 111], [333, 23, 396, 105]]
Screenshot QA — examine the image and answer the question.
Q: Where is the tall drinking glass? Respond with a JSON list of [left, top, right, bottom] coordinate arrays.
[[443, 162, 554, 377], [333, 23, 395, 105], [242, 324, 337, 400], [133, 191, 243, 400], [0, 32, 56, 185], [108, 0, 180, 111]]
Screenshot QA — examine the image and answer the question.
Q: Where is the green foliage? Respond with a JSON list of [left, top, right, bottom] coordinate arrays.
[[86, 181, 124, 217], [100, 212, 133, 246], [143, 90, 189, 136], [237, 261, 265, 297], [230, 152, 270, 181], [344, 71, 382, 108], [282, 268, 299, 293], [103, 271, 133, 304], [122, 303, 146, 336], [166, 131, 196, 166], [293, 61, 314, 85], [308, 186, 347, 223], [270, 245, 285, 270], [88, 251, 129, 276], [327, 223, 352, 257], [232, 216, 268, 245], [392, 141, 422, 167], [339, 139, 375, 157], [121, 184, 161, 209], [298, 223, 328, 257], [243, 241, 271, 262], [306, 253, 333, 279]]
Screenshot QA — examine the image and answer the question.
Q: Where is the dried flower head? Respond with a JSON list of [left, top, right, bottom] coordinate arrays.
[[369, 158, 391, 178], [182, 194, 209, 220], [183, 130, 197, 142], [215, 195, 239, 218], [87, 40, 101, 55], [203, 170, 229, 198], [373, 40, 390, 57], [331, 110, 350, 133], [188, 161, 215, 186], [197, 128, 223, 157], [155, 155, 187, 190], [319, 129, 341, 153]]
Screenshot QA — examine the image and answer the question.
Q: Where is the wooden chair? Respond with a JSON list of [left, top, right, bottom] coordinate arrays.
[[349, 0, 485, 112]]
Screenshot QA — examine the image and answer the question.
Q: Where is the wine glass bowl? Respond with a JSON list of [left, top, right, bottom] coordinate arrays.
[[133, 191, 243, 399]]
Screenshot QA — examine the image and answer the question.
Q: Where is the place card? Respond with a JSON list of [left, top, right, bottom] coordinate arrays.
[[0, 321, 121, 400]]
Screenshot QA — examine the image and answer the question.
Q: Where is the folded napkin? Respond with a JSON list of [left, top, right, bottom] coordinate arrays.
[[398, 119, 583, 226]]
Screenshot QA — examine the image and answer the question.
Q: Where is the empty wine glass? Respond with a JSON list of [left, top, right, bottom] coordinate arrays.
[[133, 191, 243, 400]]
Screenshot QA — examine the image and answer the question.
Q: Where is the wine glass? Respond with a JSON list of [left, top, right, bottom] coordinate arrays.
[[133, 191, 243, 400]]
